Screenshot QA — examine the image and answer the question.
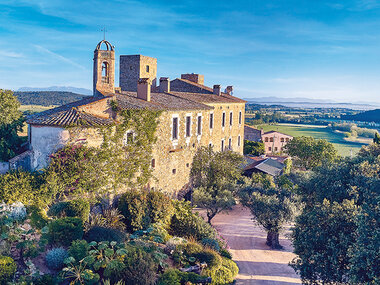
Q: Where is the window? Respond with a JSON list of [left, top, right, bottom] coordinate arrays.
[[270, 137, 274, 142], [229, 112, 233, 126], [280, 138, 284, 142], [239, 111, 242, 125], [209, 113, 214, 129], [238, 135, 241, 147], [275, 147, 278, 152], [265, 137, 269, 142], [222, 112, 226, 127], [268, 147, 272, 151], [123, 131, 134, 145], [146, 65, 150, 72], [101, 62, 109, 83], [186, 163, 190, 167], [197, 115, 202, 135], [286, 138, 290, 142], [229, 138, 232, 150], [172, 169, 176, 174], [221, 139, 225, 151], [129, 66, 133, 70], [172, 117, 178, 140], [151, 159, 156, 168], [186, 116, 191, 137]]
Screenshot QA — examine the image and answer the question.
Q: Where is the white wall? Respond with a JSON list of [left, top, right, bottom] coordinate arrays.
[[30, 125, 70, 170]]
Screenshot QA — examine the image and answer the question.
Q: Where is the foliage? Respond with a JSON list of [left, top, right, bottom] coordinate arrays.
[[219, 248, 232, 259], [0, 89, 25, 161], [48, 199, 90, 222], [191, 147, 243, 223], [283, 136, 337, 169], [169, 200, 217, 241], [157, 269, 181, 285], [146, 190, 174, 225], [202, 257, 239, 285], [47, 217, 83, 246], [62, 260, 100, 285], [290, 144, 380, 284], [243, 140, 265, 156], [201, 238, 220, 252], [182, 241, 203, 257], [86, 207, 126, 233], [69, 240, 90, 263], [0, 170, 50, 207], [239, 174, 298, 249], [28, 205, 49, 229], [374, 132, 380, 144], [118, 189, 148, 232], [45, 247, 69, 270], [15, 91, 86, 106], [195, 248, 222, 270], [0, 255, 16, 284], [84, 226, 126, 243]]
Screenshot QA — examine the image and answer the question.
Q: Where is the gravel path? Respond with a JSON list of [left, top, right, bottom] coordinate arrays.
[[210, 205, 301, 285]]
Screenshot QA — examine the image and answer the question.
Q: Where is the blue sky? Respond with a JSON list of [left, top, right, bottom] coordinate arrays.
[[1, 0, 380, 103]]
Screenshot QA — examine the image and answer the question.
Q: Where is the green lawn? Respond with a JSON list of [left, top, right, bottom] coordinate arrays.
[[256, 123, 369, 157]]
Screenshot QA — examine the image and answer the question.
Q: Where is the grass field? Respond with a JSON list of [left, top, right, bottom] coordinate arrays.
[[256, 123, 369, 157], [19, 105, 57, 113]]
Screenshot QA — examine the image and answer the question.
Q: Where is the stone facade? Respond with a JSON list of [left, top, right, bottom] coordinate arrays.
[[181, 73, 204, 85], [120, 55, 157, 92], [261, 131, 293, 154], [244, 125, 263, 142], [93, 41, 115, 96]]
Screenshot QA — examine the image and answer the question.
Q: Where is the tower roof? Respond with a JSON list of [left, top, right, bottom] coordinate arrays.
[[95, 40, 114, 51]]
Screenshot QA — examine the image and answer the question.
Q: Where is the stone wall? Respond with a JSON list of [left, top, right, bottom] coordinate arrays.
[[0, 162, 9, 174], [262, 132, 293, 154], [93, 49, 115, 96], [244, 125, 263, 142], [171, 79, 213, 94], [181, 74, 204, 85], [120, 55, 157, 92]]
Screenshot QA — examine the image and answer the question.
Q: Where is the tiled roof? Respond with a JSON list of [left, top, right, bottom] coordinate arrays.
[[244, 125, 262, 133], [254, 158, 284, 176], [170, 79, 246, 103], [27, 107, 114, 127]]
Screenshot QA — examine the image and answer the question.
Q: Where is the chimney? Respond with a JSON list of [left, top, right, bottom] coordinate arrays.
[[159, 77, 170, 92], [137, 78, 151, 101], [213, 85, 221, 96], [181, 73, 204, 85], [225, 86, 233, 95]]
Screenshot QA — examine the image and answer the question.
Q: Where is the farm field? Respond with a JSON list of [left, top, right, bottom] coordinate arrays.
[[256, 123, 369, 156]]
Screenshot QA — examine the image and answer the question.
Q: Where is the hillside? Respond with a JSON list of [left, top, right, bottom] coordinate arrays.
[[341, 109, 380, 123], [15, 91, 87, 106]]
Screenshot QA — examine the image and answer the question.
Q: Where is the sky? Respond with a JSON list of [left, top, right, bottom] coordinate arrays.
[[1, 0, 380, 103]]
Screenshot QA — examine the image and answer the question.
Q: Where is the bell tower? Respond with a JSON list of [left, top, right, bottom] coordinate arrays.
[[93, 40, 115, 96]]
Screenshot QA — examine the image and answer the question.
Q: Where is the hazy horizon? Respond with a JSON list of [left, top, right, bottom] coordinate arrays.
[[1, 0, 380, 103]]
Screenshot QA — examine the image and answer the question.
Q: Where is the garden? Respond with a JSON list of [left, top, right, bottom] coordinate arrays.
[[0, 189, 238, 284]]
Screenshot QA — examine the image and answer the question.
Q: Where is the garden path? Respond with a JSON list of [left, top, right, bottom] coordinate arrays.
[[210, 205, 301, 285]]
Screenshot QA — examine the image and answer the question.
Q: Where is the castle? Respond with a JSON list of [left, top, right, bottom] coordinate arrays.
[[21, 40, 246, 195]]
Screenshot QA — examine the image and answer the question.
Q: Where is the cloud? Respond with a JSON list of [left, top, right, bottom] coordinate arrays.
[[33, 44, 87, 70], [0, 50, 23, 58]]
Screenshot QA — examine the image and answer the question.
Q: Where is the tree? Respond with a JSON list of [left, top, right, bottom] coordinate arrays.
[[290, 143, 380, 284], [373, 132, 380, 144], [283, 136, 337, 169], [239, 173, 298, 249], [191, 146, 243, 223], [0, 89, 25, 161], [243, 140, 265, 156]]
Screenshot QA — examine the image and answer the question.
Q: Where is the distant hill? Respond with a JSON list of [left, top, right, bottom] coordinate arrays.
[[341, 109, 380, 123], [15, 91, 86, 106], [244, 96, 335, 104], [18, 86, 92, 96]]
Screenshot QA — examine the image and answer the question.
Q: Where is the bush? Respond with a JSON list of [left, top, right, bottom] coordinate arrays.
[[69, 240, 89, 263], [28, 205, 48, 229], [148, 223, 171, 243], [182, 241, 203, 257], [169, 200, 217, 241], [120, 247, 157, 285], [31, 274, 57, 285], [118, 189, 148, 232], [195, 248, 222, 270], [103, 259, 126, 283], [47, 217, 83, 246], [157, 269, 181, 285], [84, 226, 126, 243], [47, 199, 90, 222], [219, 248, 232, 259], [45, 248, 68, 270], [0, 255, 16, 284], [203, 257, 239, 285], [147, 190, 174, 225], [202, 238, 220, 252]]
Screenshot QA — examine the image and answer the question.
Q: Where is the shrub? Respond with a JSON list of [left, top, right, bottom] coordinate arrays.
[[47, 199, 90, 222], [149, 223, 171, 243], [202, 238, 220, 252], [182, 241, 203, 257], [118, 189, 148, 232], [219, 248, 232, 259], [45, 248, 68, 270], [0, 255, 16, 284], [195, 248, 222, 270], [103, 259, 126, 283], [69, 240, 89, 263], [31, 274, 57, 285], [202, 257, 239, 285], [28, 205, 49, 229], [84, 226, 126, 243], [157, 269, 181, 285], [47, 217, 83, 246], [147, 190, 174, 225], [120, 246, 157, 285], [169, 200, 217, 241]]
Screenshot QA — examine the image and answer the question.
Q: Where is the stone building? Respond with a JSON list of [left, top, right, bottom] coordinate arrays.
[[24, 40, 246, 195]]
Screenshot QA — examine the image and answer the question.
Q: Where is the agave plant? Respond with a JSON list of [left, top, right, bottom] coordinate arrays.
[[85, 207, 125, 232]]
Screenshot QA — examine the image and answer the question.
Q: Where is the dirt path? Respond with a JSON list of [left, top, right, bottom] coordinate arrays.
[[210, 205, 301, 285]]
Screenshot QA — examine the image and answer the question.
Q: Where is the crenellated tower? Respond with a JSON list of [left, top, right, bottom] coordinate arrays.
[[93, 40, 115, 96]]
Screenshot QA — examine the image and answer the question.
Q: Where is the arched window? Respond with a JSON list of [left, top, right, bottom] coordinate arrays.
[[280, 138, 284, 142], [270, 137, 274, 142], [265, 137, 269, 142], [101, 62, 109, 83]]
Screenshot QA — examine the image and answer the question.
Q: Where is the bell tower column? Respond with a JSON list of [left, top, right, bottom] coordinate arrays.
[[93, 40, 115, 96]]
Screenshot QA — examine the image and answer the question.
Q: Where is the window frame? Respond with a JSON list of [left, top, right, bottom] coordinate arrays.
[[185, 115, 191, 137], [172, 116, 179, 140], [222, 112, 226, 128], [197, 114, 202, 136], [229, 111, 233, 126]]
